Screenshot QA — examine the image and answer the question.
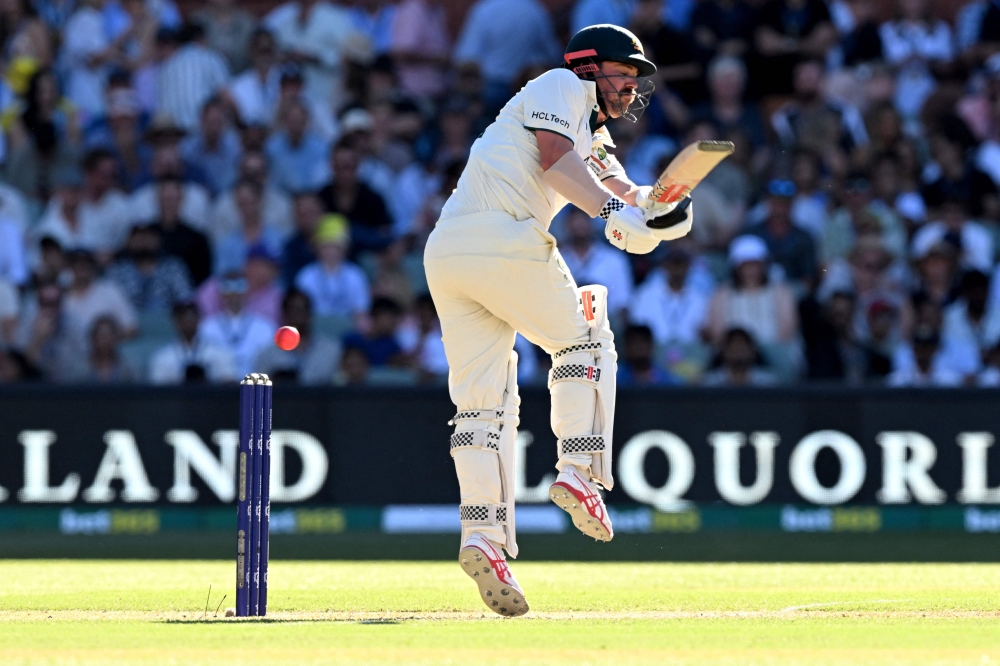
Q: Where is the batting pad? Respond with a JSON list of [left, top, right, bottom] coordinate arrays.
[[450, 351, 521, 557], [548, 284, 617, 489]]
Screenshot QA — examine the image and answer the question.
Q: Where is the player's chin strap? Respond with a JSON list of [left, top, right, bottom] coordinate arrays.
[[548, 285, 617, 489], [449, 351, 521, 558]]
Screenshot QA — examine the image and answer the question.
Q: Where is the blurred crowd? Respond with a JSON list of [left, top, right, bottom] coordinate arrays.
[[1, 0, 1000, 388]]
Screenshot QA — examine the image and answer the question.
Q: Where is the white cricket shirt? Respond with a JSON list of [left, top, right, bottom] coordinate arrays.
[[440, 68, 625, 228]]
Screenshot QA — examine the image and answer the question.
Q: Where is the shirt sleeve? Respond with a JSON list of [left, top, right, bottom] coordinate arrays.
[[521, 70, 587, 146]]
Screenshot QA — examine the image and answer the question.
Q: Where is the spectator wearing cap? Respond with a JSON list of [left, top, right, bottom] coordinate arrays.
[[35, 150, 132, 261], [283, 191, 322, 286], [318, 139, 393, 255], [748, 179, 818, 295], [888, 325, 965, 387], [255, 288, 341, 384], [197, 244, 282, 324], [62, 249, 138, 353], [629, 244, 710, 350], [561, 208, 633, 323], [823, 173, 907, 264], [702, 327, 778, 386], [105, 224, 193, 313], [879, 0, 954, 119], [197, 270, 277, 376], [911, 197, 994, 274], [214, 179, 286, 275], [265, 98, 330, 194], [149, 300, 237, 384], [210, 151, 294, 244], [149, 176, 212, 286], [295, 214, 370, 323], [705, 235, 798, 346], [157, 22, 230, 131], [59, 315, 140, 384], [618, 324, 682, 387], [453, 0, 561, 113], [389, 0, 449, 100], [193, 0, 256, 75], [179, 96, 241, 197], [263, 0, 372, 114]]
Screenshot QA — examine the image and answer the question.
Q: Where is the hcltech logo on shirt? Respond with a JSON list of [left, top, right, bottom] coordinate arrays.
[[530, 111, 571, 129]]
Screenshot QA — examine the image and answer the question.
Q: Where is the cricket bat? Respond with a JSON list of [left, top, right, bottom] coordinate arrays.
[[648, 140, 735, 204]]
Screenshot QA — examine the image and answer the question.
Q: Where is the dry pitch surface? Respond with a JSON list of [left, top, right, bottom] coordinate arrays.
[[2, 561, 1000, 665]]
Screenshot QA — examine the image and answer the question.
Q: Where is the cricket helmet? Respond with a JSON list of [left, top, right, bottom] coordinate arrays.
[[564, 24, 656, 78]]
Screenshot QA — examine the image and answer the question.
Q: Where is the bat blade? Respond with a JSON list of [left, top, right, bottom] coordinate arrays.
[[649, 140, 735, 204]]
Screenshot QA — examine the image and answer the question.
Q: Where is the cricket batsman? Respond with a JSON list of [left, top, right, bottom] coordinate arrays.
[[424, 24, 694, 617]]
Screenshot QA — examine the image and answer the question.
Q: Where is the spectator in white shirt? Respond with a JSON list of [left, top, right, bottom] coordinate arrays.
[[149, 300, 238, 384], [629, 246, 710, 347], [911, 197, 994, 273], [62, 249, 138, 352], [705, 235, 798, 345], [62, 0, 116, 121], [226, 28, 282, 127], [560, 208, 634, 323], [888, 325, 965, 386], [0, 215, 28, 286], [198, 272, 277, 377], [294, 214, 370, 323], [264, 0, 372, 114], [879, 0, 955, 118], [210, 150, 294, 243], [157, 22, 230, 130], [943, 269, 1000, 354], [35, 151, 132, 262]]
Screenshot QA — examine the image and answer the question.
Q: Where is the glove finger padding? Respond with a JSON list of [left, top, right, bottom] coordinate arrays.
[[647, 197, 694, 241]]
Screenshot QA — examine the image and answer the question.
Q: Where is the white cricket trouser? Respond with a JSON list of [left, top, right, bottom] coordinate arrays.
[[424, 212, 599, 546]]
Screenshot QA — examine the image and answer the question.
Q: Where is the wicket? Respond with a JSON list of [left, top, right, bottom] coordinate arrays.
[[236, 373, 272, 617]]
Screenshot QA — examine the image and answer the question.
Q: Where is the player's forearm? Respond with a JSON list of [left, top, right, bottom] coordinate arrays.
[[603, 176, 640, 207], [542, 151, 613, 217]]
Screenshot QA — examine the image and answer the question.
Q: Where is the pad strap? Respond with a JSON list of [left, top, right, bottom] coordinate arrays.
[[460, 503, 508, 526], [448, 410, 502, 425], [450, 430, 501, 453], [558, 436, 606, 456], [552, 342, 602, 359], [548, 363, 602, 388]]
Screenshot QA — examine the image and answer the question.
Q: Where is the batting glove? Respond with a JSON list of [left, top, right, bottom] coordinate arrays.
[[646, 197, 694, 241], [600, 196, 660, 254]]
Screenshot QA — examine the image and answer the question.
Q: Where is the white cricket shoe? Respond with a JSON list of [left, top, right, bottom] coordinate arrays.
[[458, 533, 529, 617], [549, 467, 614, 542]]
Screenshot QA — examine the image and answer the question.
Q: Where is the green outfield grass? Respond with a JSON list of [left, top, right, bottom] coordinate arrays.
[[2, 560, 1000, 665]]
